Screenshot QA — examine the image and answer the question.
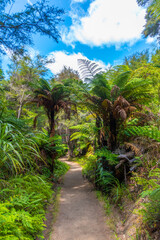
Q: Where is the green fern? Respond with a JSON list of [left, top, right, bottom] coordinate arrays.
[[0, 174, 53, 239], [125, 125, 160, 142]]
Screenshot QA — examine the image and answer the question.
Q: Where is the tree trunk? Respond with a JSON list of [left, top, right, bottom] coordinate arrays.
[[49, 110, 56, 172], [109, 113, 117, 151], [33, 114, 39, 129], [49, 110, 55, 137], [102, 118, 108, 147], [96, 116, 101, 148], [17, 91, 24, 119]]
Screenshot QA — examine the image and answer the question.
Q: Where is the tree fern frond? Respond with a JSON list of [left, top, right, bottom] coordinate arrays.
[[124, 142, 141, 155], [125, 126, 160, 142], [114, 71, 131, 89], [78, 59, 103, 81]]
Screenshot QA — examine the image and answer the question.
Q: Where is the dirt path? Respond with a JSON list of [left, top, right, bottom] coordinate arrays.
[[51, 157, 115, 240]]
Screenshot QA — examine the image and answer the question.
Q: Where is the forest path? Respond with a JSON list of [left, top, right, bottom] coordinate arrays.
[[51, 156, 115, 240]]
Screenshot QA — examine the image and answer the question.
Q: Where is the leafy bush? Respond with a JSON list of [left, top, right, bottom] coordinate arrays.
[[34, 129, 67, 158], [95, 158, 117, 192], [142, 188, 160, 228], [52, 159, 70, 182], [0, 174, 53, 239], [133, 168, 160, 232], [77, 151, 118, 193], [110, 181, 132, 204], [81, 155, 97, 182], [0, 203, 45, 240], [125, 126, 160, 142], [0, 121, 40, 177], [95, 148, 118, 166]]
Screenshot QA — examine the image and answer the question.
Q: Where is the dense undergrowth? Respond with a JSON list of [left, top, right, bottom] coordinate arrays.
[[0, 161, 69, 240], [73, 143, 160, 239], [0, 118, 69, 239]]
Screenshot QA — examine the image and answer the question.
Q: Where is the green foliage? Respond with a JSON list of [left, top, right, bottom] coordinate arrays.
[[0, 0, 64, 54], [95, 148, 118, 165], [96, 191, 111, 215], [0, 174, 53, 239], [52, 159, 70, 182], [125, 125, 160, 142], [95, 158, 117, 192], [141, 187, 160, 228], [133, 168, 160, 231], [81, 155, 97, 182], [34, 129, 67, 158], [0, 121, 40, 176], [70, 121, 97, 151], [123, 50, 149, 70], [110, 182, 132, 204], [137, 0, 160, 40], [77, 151, 118, 193]]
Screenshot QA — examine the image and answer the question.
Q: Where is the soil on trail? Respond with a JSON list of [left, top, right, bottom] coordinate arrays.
[[51, 157, 115, 240]]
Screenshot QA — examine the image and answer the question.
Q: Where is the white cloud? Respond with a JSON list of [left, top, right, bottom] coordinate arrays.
[[62, 0, 146, 47], [46, 51, 108, 78]]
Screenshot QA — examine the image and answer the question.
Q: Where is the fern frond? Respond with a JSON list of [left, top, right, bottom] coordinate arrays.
[[125, 126, 160, 142], [78, 59, 103, 81], [124, 142, 141, 155]]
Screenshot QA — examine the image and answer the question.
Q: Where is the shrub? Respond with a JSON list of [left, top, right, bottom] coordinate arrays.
[[0, 174, 53, 239], [52, 159, 70, 182], [133, 168, 160, 233]]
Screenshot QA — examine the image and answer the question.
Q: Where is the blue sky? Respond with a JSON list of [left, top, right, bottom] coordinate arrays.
[[2, 0, 158, 77]]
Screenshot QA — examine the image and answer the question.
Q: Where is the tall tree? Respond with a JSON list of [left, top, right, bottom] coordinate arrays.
[[137, 0, 160, 40], [0, 0, 64, 54], [5, 54, 49, 120], [124, 50, 149, 70], [55, 66, 80, 81], [33, 79, 71, 137], [78, 67, 154, 150]]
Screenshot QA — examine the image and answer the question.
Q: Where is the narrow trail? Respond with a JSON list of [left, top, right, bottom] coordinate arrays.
[[51, 157, 114, 240]]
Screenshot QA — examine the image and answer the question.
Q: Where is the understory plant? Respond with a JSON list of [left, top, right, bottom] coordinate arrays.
[[133, 168, 160, 235], [0, 121, 41, 177], [0, 174, 53, 239]]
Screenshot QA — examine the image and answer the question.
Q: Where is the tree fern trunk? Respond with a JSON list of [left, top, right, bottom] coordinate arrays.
[[96, 116, 102, 148], [49, 110, 55, 137], [109, 113, 117, 151]]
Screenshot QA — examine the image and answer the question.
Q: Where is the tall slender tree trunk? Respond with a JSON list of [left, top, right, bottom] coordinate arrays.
[[49, 110, 55, 137], [102, 118, 108, 147], [17, 91, 24, 119], [49, 110, 56, 172], [96, 116, 101, 148], [66, 105, 74, 158], [33, 114, 39, 129], [109, 112, 117, 151]]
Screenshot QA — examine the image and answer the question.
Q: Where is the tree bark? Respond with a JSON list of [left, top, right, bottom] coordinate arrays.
[[17, 91, 24, 119], [109, 113, 117, 151], [96, 116, 101, 148], [49, 110, 55, 137]]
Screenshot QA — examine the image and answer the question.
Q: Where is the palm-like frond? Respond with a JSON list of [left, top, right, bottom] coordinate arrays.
[[91, 74, 111, 100], [121, 78, 152, 103], [78, 59, 103, 81], [114, 71, 131, 89]]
